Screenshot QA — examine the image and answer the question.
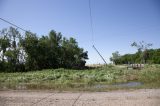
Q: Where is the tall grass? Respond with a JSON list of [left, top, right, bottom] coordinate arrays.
[[0, 65, 160, 90], [138, 64, 160, 88]]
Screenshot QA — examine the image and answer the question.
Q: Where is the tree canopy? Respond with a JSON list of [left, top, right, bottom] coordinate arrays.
[[110, 41, 159, 65], [110, 49, 160, 65], [0, 27, 88, 72]]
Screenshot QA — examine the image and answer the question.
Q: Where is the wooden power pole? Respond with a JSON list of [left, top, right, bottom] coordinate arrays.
[[92, 45, 107, 65]]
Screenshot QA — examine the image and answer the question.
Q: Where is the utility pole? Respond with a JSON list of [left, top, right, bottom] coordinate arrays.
[[92, 45, 107, 65]]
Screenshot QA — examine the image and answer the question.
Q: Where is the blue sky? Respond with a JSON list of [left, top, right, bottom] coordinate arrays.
[[0, 0, 160, 64]]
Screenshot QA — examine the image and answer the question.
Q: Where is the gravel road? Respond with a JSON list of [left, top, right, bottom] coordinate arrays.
[[0, 89, 160, 106]]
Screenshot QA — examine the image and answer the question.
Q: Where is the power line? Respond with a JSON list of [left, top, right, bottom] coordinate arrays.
[[0, 17, 28, 32], [89, 0, 94, 45], [88, 0, 107, 65]]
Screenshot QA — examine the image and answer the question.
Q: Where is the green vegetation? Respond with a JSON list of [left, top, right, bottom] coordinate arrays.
[[0, 65, 160, 91], [110, 41, 160, 65], [111, 49, 160, 64], [1, 27, 160, 91], [0, 27, 88, 72]]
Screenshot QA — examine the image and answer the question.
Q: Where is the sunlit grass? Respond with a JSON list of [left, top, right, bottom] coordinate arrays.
[[0, 64, 160, 91]]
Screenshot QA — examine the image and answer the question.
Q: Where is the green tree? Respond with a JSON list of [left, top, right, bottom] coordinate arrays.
[[110, 51, 121, 65], [61, 37, 88, 68], [131, 41, 152, 64], [0, 27, 88, 71], [0, 27, 24, 72], [0, 28, 10, 62], [21, 31, 39, 70]]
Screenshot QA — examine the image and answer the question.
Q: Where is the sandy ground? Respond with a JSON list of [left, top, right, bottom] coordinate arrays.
[[0, 89, 160, 106]]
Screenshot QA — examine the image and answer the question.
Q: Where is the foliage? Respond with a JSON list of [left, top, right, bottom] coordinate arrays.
[[0, 27, 24, 72], [0, 27, 88, 72], [1, 65, 160, 90], [0, 66, 128, 90], [110, 41, 159, 64], [131, 41, 152, 64], [110, 51, 121, 65], [113, 49, 160, 64]]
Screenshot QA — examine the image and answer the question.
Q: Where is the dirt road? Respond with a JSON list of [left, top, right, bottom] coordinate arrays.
[[0, 89, 160, 106]]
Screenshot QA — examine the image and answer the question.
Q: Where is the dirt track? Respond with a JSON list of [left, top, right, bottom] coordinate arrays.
[[0, 89, 160, 106]]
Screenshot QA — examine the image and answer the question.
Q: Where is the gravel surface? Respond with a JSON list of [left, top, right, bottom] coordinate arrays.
[[0, 89, 160, 106]]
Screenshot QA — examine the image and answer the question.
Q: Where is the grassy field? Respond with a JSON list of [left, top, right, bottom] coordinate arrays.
[[0, 64, 160, 91]]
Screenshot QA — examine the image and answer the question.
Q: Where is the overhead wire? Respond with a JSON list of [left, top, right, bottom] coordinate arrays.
[[0, 18, 28, 32], [88, 0, 94, 45], [88, 0, 107, 64]]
